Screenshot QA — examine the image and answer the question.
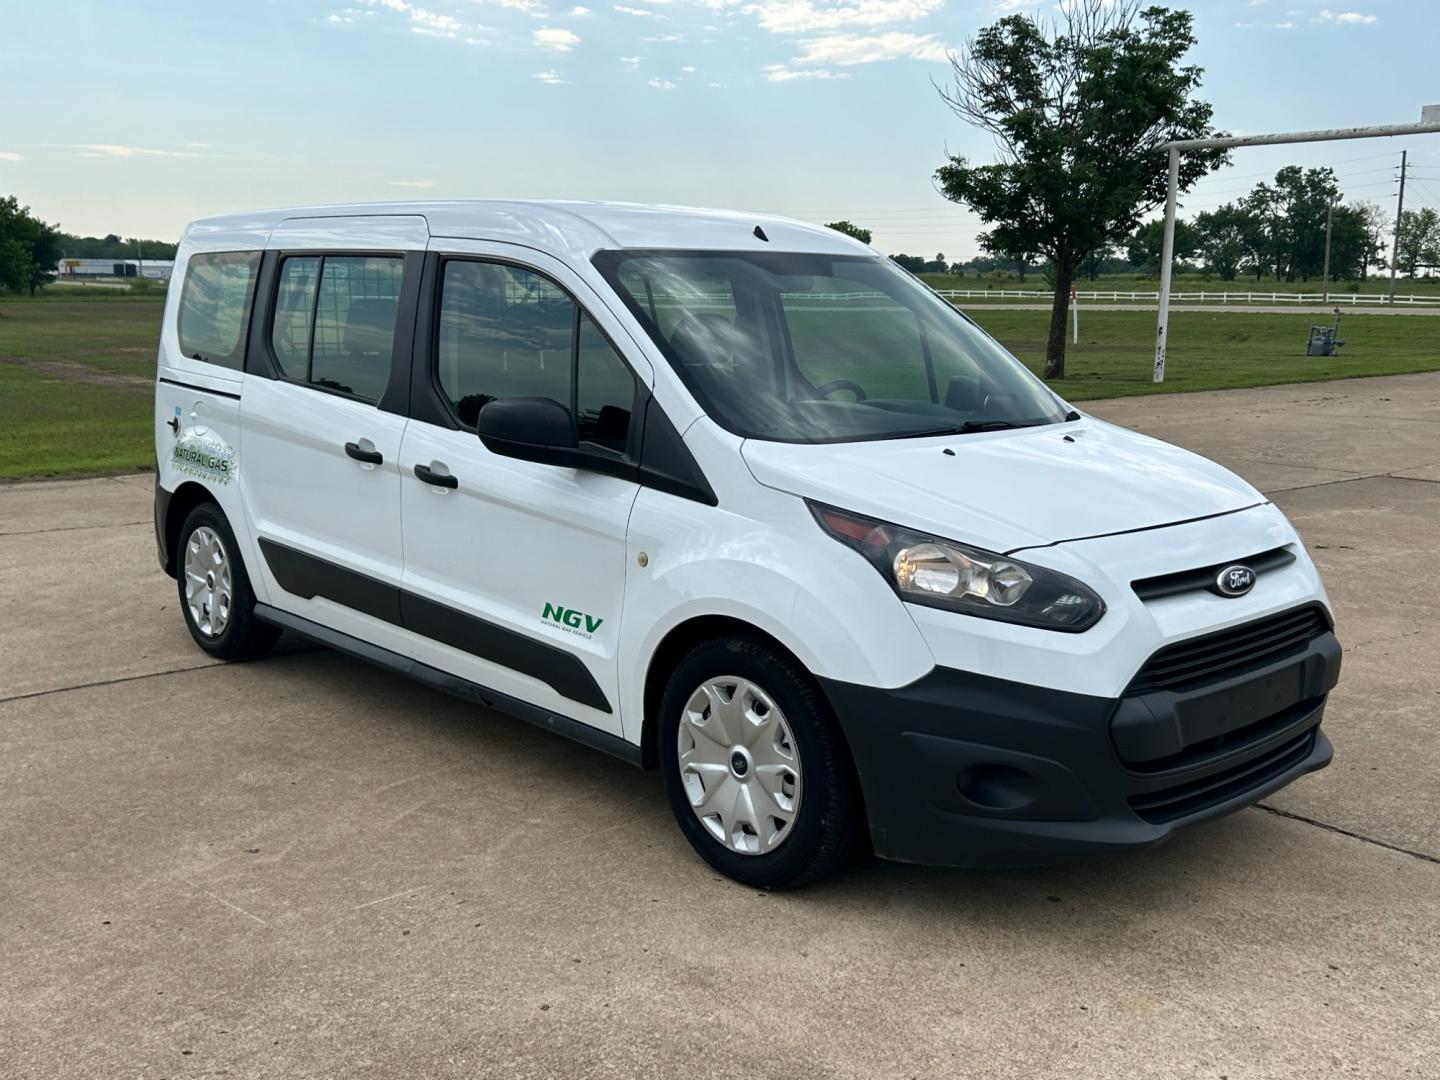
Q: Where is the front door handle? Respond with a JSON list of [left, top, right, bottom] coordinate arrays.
[[345, 441, 383, 465], [414, 462, 458, 489]]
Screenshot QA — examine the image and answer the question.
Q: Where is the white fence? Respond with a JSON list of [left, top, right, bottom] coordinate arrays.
[[930, 288, 1440, 306]]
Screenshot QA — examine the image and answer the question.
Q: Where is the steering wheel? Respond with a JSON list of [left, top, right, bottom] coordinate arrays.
[[810, 379, 867, 402]]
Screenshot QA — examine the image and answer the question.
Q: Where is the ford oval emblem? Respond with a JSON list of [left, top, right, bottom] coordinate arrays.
[[1215, 564, 1257, 597]]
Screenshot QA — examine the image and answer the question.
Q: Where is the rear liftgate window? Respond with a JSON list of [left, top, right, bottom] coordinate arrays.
[[177, 251, 262, 370], [270, 254, 405, 403]]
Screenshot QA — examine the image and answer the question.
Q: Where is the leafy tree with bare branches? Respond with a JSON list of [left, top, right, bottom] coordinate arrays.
[[935, 1, 1226, 378]]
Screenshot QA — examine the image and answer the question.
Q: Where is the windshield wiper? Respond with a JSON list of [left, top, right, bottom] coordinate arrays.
[[878, 419, 1035, 441]]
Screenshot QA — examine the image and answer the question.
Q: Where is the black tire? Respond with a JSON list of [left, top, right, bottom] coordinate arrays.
[[175, 502, 280, 661], [659, 636, 864, 889]]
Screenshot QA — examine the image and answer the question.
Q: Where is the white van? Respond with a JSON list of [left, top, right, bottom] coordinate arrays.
[[154, 201, 1341, 887]]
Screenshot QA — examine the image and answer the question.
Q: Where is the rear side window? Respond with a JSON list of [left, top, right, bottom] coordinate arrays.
[[177, 251, 260, 370], [436, 259, 638, 450], [269, 254, 404, 403]]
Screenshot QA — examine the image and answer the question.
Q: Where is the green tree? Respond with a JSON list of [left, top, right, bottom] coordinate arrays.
[[935, 1, 1225, 378], [1395, 208, 1440, 277], [1192, 204, 1254, 281], [0, 196, 60, 296], [1126, 218, 1199, 276], [825, 220, 872, 245]]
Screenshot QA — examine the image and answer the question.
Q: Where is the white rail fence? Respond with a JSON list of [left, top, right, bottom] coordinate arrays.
[[929, 288, 1440, 306]]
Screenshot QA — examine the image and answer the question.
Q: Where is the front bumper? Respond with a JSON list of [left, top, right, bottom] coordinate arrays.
[[819, 622, 1340, 868]]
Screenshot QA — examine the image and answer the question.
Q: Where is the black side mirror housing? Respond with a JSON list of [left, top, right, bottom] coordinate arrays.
[[477, 396, 581, 466]]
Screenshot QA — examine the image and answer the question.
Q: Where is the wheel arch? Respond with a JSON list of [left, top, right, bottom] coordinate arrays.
[[640, 614, 837, 772], [162, 480, 221, 577]]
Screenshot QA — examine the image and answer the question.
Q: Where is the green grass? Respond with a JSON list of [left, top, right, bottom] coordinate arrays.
[[920, 270, 1440, 299], [1, 293, 1438, 481], [0, 364, 153, 480], [0, 299, 164, 374], [971, 308, 1440, 400]]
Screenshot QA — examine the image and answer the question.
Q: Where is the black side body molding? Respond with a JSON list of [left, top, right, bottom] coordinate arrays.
[[257, 539, 611, 713], [254, 604, 640, 767]]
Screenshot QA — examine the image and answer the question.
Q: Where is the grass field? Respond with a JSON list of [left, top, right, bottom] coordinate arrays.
[[920, 270, 1440, 298], [1, 293, 1438, 480], [0, 299, 163, 480]]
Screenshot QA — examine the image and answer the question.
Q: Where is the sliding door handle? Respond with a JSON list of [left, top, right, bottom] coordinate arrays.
[[414, 462, 458, 489], [344, 441, 384, 465]]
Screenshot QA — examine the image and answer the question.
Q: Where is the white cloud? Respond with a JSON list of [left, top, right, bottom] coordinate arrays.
[[486, 0, 548, 13], [533, 68, 571, 83], [1234, 19, 1295, 28], [50, 143, 210, 159], [745, 0, 942, 34], [1316, 9, 1377, 24], [790, 30, 948, 66], [614, 3, 660, 13], [361, 0, 479, 38], [648, 77, 677, 89], [763, 64, 849, 81], [643, 32, 684, 41], [0, 151, 23, 162], [620, 54, 642, 66], [410, 8, 462, 36], [569, 4, 591, 12], [681, 64, 697, 72], [534, 25, 581, 49], [386, 179, 435, 188]]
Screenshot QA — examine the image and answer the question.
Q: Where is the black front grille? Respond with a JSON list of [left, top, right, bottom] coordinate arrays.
[[1132, 546, 1296, 601], [1128, 729, 1317, 825], [1127, 605, 1329, 696]]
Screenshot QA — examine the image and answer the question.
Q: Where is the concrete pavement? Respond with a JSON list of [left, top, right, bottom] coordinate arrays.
[[4, 374, 1440, 1078]]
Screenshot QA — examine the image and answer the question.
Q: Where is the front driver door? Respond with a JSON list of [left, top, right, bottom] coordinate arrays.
[[397, 242, 652, 738]]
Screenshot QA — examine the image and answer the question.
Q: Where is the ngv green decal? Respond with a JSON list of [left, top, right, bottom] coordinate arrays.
[[172, 433, 236, 484], [541, 602, 604, 637]]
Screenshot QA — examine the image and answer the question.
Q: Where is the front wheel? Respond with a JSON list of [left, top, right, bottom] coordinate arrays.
[[659, 637, 863, 889], [176, 503, 280, 661]]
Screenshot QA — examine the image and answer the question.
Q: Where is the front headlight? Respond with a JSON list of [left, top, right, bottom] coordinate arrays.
[[809, 502, 1106, 632]]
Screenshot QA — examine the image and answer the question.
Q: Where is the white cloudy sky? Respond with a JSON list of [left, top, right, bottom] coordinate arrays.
[[1, 0, 1435, 255]]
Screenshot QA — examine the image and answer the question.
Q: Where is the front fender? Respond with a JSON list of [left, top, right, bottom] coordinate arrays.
[[616, 485, 936, 745]]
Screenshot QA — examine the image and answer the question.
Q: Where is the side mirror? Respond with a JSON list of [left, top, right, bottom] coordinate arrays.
[[477, 396, 579, 466]]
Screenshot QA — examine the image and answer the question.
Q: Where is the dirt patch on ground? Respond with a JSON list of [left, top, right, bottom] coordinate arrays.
[[0, 355, 151, 389]]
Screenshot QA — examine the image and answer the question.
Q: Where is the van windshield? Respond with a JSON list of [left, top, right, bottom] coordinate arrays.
[[594, 250, 1068, 443]]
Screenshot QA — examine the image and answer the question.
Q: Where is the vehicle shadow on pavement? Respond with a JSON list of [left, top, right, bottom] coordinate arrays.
[[258, 640, 1302, 923]]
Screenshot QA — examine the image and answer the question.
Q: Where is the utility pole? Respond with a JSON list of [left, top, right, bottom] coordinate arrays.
[[1389, 150, 1407, 303], [1322, 201, 1334, 303]]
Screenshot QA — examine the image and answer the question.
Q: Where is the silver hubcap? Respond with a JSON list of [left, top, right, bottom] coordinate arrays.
[[677, 676, 802, 856], [183, 526, 232, 638]]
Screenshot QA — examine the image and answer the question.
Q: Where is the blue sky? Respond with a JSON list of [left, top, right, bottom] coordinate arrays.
[[2, 0, 1437, 257]]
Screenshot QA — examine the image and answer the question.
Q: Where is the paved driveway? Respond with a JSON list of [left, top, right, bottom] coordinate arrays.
[[3, 374, 1439, 1078]]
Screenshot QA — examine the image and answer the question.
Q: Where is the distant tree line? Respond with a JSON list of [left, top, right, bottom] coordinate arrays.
[[0, 193, 179, 294], [58, 231, 179, 261]]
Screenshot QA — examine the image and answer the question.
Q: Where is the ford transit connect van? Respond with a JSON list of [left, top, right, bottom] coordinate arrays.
[[154, 201, 1340, 888]]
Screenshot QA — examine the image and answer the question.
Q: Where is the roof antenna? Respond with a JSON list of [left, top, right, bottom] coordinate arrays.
[[753, 225, 769, 242]]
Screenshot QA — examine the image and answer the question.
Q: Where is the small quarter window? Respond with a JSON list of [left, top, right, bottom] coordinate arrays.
[[177, 251, 260, 370], [576, 313, 636, 452]]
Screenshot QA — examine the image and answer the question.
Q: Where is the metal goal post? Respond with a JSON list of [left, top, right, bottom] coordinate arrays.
[[1152, 116, 1440, 383]]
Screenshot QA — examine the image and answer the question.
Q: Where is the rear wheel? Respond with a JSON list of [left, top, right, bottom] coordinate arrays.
[[660, 636, 863, 888], [176, 503, 280, 661]]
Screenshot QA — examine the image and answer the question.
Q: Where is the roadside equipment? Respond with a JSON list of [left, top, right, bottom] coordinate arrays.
[[1307, 308, 1345, 357]]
